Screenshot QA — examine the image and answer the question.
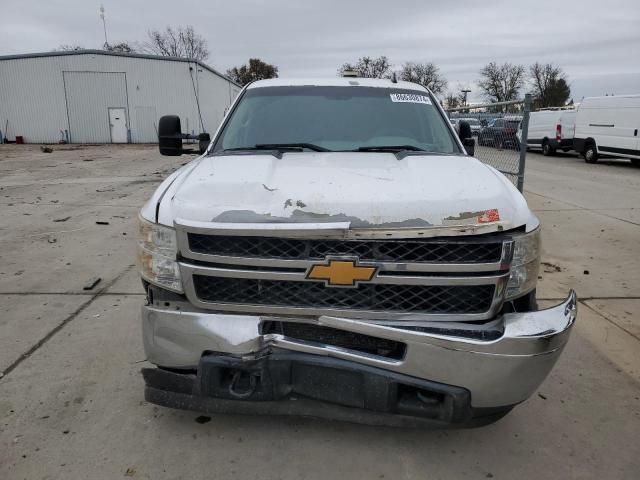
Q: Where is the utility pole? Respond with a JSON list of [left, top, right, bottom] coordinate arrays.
[[99, 4, 109, 49], [461, 89, 471, 107]]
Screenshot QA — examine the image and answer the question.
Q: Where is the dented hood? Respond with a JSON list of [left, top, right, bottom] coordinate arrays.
[[156, 152, 535, 232]]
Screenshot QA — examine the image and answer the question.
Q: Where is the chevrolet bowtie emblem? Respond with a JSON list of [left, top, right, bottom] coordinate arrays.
[[306, 259, 377, 287]]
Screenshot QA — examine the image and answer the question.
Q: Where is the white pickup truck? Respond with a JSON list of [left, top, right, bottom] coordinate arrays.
[[137, 77, 576, 427]]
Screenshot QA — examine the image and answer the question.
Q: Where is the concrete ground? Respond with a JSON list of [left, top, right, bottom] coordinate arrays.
[[0, 144, 639, 479]]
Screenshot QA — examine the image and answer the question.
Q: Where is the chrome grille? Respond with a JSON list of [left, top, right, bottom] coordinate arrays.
[[188, 234, 504, 263], [193, 276, 495, 314], [176, 220, 513, 324]]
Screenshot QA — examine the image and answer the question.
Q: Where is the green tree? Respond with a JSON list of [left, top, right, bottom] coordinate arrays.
[[226, 59, 279, 86], [529, 63, 571, 108]]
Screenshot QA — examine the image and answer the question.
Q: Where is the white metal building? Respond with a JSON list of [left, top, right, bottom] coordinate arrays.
[[0, 50, 241, 144]]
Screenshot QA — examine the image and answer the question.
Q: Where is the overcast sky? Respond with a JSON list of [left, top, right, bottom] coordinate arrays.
[[1, 0, 639, 102]]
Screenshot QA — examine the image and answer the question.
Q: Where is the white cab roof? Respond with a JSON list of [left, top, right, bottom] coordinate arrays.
[[247, 77, 428, 91]]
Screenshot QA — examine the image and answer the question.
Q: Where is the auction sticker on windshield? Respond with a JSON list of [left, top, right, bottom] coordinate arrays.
[[390, 93, 432, 104]]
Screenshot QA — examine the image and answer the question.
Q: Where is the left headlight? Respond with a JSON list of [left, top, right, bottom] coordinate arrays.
[[506, 227, 541, 300], [136, 215, 183, 293]]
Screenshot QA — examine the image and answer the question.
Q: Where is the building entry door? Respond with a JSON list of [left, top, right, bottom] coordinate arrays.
[[108, 107, 128, 143]]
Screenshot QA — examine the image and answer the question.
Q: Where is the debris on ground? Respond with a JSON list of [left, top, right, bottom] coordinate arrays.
[[95, 221, 110, 225], [583, 270, 590, 275], [40, 146, 53, 153], [541, 261, 562, 273], [83, 158, 94, 162], [195, 415, 212, 424], [538, 393, 547, 400], [83, 277, 102, 290], [47, 237, 57, 244], [53, 216, 71, 223], [124, 467, 136, 477]]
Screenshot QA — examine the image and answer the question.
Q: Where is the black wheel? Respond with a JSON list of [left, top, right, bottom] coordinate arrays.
[[495, 137, 504, 149], [631, 159, 640, 167], [584, 143, 598, 163], [158, 115, 182, 156], [542, 140, 555, 156]]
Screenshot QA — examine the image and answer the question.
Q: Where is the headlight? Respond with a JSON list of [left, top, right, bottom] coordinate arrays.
[[506, 228, 540, 300], [136, 216, 183, 293]]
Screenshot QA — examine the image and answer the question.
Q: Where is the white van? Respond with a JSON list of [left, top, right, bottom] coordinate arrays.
[[573, 95, 640, 165], [521, 109, 576, 156]]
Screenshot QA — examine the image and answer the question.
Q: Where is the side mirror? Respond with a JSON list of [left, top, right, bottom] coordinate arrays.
[[458, 121, 472, 141], [158, 115, 211, 156], [158, 115, 183, 156], [462, 137, 475, 156], [198, 133, 211, 154], [458, 120, 475, 156]]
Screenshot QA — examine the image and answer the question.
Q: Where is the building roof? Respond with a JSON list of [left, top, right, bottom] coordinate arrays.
[[248, 77, 428, 91], [0, 49, 240, 87]]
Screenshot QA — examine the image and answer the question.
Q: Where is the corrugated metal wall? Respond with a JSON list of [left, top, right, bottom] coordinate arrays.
[[0, 52, 240, 144]]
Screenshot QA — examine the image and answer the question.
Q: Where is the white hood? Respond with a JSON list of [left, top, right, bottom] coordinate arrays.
[[149, 152, 536, 233]]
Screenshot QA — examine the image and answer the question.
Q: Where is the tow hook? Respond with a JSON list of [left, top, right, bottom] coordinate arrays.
[[228, 370, 259, 399]]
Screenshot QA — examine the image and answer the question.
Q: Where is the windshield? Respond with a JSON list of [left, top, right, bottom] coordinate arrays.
[[213, 86, 461, 154]]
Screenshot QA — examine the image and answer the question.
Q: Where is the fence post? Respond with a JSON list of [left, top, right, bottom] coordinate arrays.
[[517, 93, 532, 192]]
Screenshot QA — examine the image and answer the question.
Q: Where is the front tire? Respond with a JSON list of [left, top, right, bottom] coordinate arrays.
[[584, 144, 598, 163], [542, 140, 555, 156], [631, 159, 640, 167]]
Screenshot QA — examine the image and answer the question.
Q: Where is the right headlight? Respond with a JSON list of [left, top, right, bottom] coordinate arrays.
[[136, 215, 183, 293], [506, 227, 541, 300]]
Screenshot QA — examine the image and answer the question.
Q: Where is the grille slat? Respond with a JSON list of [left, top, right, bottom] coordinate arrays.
[[193, 275, 494, 314], [188, 234, 503, 264]]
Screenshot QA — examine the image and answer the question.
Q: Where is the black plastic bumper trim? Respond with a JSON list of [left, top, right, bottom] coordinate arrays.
[[142, 352, 515, 427]]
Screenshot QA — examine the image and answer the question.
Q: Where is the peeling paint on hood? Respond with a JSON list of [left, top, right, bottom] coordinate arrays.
[[156, 152, 536, 232]]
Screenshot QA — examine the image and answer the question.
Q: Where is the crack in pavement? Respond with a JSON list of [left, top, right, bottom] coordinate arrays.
[[0, 265, 138, 380], [579, 300, 640, 343]]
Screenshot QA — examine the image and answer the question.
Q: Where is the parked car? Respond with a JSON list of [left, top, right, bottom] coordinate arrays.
[[519, 109, 576, 156], [478, 117, 521, 149], [573, 94, 640, 164], [140, 77, 576, 428]]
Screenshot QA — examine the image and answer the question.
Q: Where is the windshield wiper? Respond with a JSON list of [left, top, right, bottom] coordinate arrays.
[[355, 145, 427, 160], [356, 145, 425, 152], [216, 143, 330, 158], [255, 143, 331, 152]]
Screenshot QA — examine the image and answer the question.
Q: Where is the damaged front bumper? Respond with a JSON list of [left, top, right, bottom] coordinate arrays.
[[141, 291, 577, 426]]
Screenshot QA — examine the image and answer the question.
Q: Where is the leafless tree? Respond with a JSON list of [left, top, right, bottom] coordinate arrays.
[[444, 92, 460, 109], [399, 62, 447, 95], [104, 42, 136, 53], [338, 56, 392, 78], [55, 44, 85, 52], [478, 62, 526, 104], [529, 62, 571, 108], [143, 25, 209, 61]]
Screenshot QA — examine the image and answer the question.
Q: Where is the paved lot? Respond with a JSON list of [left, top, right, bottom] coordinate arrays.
[[1, 144, 639, 479]]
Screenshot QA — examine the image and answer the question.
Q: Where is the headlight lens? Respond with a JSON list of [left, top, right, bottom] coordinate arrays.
[[137, 216, 183, 293], [506, 228, 540, 300]]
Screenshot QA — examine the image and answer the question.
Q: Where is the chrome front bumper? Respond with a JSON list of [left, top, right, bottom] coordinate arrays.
[[142, 291, 576, 409]]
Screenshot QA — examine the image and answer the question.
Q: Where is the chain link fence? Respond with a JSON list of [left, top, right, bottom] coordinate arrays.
[[447, 94, 532, 191]]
